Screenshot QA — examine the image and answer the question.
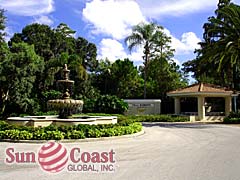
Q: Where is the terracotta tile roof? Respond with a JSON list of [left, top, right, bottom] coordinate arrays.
[[168, 83, 233, 94]]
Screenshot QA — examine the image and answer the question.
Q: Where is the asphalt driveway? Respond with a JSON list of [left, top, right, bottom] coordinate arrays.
[[1, 122, 240, 180]]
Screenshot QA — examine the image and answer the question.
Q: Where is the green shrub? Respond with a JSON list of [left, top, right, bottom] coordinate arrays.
[[75, 124, 92, 135], [58, 125, 75, 133], [82, 98, 97, 113], [100, 128, 115, 137], [64, 130, 85, 139], [171, 116, 189, 122], [0, 131, 5, 139], [223, 112, 240, 124], [42, 90, 62, 100], [2, 130, 33, 140], [118, 118, 135, 126], [33, 129, 64, 140], [223, 117, 240, 124], [43, 125, 59, 131], [83, 95, 128, 114], [88, 128, 104, 138], [17, 126, 35, 132], [113, 127, 125, 136], [226, 112, 240, 119], [96, 95, 128, 114], [0, 121, 11, 131], [32, 129, 46, 140], [140, 115, 173, 122], [117, 115, 189, 123], [42, 131, 64, 140]]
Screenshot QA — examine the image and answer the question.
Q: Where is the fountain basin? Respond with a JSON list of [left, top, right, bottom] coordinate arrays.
[[7, 115, 118, 127], [47, 99, 84, 119], [48, 99, 83, 109]]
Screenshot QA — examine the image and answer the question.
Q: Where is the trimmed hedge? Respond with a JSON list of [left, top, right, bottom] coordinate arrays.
[[118, 115, 189, 123], [0, 120, 142, 140]]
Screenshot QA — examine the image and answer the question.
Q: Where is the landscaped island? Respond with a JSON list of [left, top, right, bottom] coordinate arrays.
[[0, 115, 189, 140]]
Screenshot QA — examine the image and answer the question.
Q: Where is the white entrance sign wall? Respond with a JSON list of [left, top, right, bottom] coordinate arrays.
[[124, 99, 161, 115]]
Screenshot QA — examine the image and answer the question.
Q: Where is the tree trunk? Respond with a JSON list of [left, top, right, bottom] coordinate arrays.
[[232, 64, 237, 90], [144, 65, 147, 99], [144, 52, 149, 99], [0, 89, 8, 115], [143, 42, 150, 99]]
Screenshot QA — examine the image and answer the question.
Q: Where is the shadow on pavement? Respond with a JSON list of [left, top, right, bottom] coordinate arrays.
[[142, 122, 223, 129]]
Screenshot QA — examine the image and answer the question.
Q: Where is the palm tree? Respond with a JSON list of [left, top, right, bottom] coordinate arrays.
[[125, 22, 164, 98], [201, 2, 240, 89]]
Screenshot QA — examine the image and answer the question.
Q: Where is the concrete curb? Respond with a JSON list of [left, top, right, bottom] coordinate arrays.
[[0, 129, 145, 144]]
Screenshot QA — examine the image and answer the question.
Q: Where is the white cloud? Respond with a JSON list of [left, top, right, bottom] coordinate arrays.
[[128, 47, 144, 64], [4, 26, 14, 42], [172, 32, 201, 55], [34, 15, 53, 26], [82, 0, 145, 40], [0, 0, 54, 16], [136, 0, 218, 17], [164, 29, 201, 55], [98, 38, 144, 64], [98, 38, 127, 62]]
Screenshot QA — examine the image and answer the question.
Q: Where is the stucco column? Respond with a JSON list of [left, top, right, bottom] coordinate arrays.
[[225, 96, 232, 116], [233, 96, 237, 112], [174, 97, 181, 114], [198, 96, 205, 121]]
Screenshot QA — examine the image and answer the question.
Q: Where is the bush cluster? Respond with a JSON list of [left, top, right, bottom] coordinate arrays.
[[83, 95, 128, 114], [0, 120, 141, 140], [223, 112, 240, 124]]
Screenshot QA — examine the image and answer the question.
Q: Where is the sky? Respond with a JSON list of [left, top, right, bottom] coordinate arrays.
[[0, 0, 240, 68]]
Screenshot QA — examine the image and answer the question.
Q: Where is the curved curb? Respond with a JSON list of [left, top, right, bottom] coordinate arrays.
[[0, 129, 145, 144]]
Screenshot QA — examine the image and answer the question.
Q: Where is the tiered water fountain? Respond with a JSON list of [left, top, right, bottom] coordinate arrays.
[[47, 64, 83, 119], [7, 64, 117, 127]]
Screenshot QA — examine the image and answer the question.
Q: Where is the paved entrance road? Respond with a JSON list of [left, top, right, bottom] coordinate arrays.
[[1, 123, 240, 180]]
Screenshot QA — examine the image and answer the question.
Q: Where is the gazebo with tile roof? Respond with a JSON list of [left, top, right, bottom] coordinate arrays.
[[167, 83, 237, 121]]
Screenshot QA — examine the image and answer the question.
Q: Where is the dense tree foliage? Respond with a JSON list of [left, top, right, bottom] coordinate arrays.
[[0, 9, 6, 43], [147, 58, 188, 99], [0, 9, 10, 116], [92, 58, 143, 98], [0, 10, 187, 117], [0, 43, 44, 115], [183, 0, 240, 89]]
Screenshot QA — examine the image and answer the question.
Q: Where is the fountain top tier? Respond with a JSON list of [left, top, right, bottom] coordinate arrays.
[[47, 64, 83, 118], [57, 64, 74, 87]]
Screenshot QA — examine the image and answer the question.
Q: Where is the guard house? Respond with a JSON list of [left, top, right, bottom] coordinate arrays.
[[167, 83, 237, 122]]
